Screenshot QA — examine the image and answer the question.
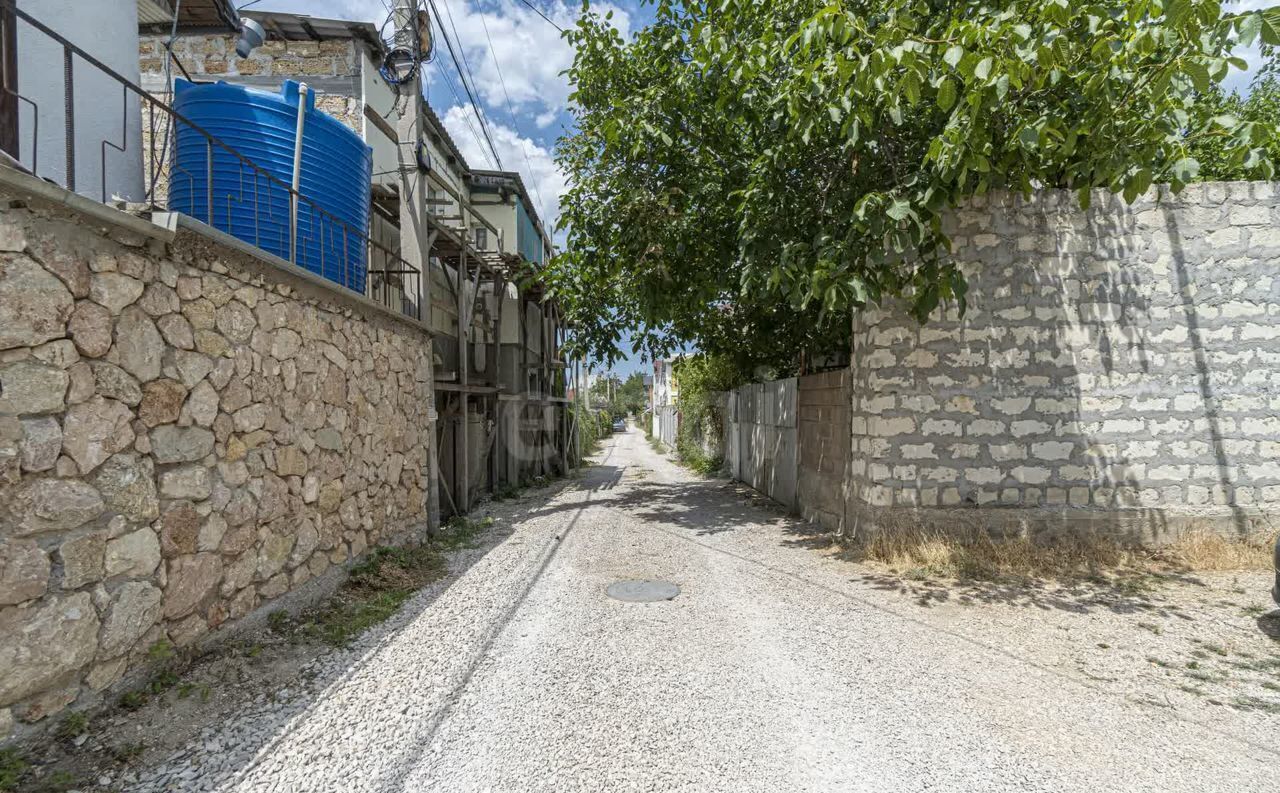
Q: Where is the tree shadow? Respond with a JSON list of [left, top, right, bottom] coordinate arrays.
[[1257, 611, 1280, 641], [848, 569, 1203, 618]]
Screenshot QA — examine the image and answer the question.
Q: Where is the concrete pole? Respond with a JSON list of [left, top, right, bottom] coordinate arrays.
[[456, 243, 469, 514], [394, 0, 438, 533]]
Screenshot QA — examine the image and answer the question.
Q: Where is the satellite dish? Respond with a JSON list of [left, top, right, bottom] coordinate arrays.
[[235, 18, 266, 58]]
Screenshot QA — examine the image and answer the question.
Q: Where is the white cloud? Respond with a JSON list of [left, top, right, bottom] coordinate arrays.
[[442, 104, 566, 233], [258, 1, 630, 121]]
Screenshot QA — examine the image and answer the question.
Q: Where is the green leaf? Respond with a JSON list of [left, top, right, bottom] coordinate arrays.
[[1171, 157, 1201, 183], [974, 57, 993, 82], [1238, 13, 1262, 47], [943, 45, 964, 68], [1263, 13, 1280, 46], [903, 72, 921, 106], [1183, 61, 1210, 94], [936, 77, 956, 111]]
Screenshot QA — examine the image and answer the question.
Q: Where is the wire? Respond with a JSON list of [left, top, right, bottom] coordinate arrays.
[[428, 0, 503, 169], [433, 58, 498, 169], [479, 1, 551, 222], [514, 0, 564, 33]]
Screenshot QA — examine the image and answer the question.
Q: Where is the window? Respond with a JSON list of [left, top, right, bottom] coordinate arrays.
[[474, 227, 488, 251]]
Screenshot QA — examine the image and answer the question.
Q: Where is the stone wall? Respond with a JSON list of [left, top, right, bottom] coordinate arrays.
[[797, 370, 850, 533], [0, 182, 433, 740], [848, 182, 1280, 543], [139, 34, 359, 84]]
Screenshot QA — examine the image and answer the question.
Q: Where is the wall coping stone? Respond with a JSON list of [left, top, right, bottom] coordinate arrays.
[[0, 165, 174, 244]]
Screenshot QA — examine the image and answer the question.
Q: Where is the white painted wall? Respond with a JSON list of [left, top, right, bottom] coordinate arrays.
[[16, 0, 144, 201], [359, 49, 401, 189]]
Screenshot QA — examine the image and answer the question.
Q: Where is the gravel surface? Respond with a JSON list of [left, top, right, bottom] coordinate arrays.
[[125, 428, 1278, 792]]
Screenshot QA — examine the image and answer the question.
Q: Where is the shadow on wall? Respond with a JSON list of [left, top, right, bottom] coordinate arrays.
[[848, 183, 1278, 545]]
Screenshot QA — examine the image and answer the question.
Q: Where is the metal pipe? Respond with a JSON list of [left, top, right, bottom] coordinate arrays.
[[63, 45, 74, 191], [288, 81, 308, 264]]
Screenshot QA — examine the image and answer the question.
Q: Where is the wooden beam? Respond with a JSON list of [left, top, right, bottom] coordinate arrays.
[[435, 382, 498, 394], [298, 18, 323, 41], [363, 103, 397, 143]]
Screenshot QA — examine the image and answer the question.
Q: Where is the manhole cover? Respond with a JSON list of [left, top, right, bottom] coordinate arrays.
[[606, 579, 680, 602]]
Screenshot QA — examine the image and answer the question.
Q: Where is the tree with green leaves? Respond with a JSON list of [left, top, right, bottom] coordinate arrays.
[[550, 0, 1280, 372]]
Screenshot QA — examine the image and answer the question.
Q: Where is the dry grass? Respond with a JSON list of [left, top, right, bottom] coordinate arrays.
[[847, 528, 1272, 584], [1158, 532, 1273, 571]]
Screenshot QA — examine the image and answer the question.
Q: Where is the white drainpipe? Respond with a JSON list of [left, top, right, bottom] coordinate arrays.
[[289, 82, 309, 265]]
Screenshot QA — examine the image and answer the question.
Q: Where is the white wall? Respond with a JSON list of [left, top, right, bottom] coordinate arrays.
[[359, 49, 400, 189], [16, 0, 144, 201]]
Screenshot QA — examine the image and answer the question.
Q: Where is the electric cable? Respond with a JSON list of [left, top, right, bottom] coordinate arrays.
[[426, 0, 503, 169], [479, 1, 552, 224], [514, 0, 564, 33]]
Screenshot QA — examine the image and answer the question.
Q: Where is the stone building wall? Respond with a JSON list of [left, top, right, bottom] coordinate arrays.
[[0, 183, 433, 740], [847, 182, 1280, 543]]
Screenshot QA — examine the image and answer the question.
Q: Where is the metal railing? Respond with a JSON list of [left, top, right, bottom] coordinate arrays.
[[0, 0, 422, 321]]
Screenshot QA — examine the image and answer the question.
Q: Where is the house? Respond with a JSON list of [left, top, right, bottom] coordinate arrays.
[[652, 358, 679, 446]]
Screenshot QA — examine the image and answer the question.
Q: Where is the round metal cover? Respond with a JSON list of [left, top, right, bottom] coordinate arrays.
[[606, 579, 680, 602]]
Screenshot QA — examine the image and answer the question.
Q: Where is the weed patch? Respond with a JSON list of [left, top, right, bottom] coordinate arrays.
[[289, 542, 448, 648], [52, 713, 88, 743], [0, 749, 28, 792]]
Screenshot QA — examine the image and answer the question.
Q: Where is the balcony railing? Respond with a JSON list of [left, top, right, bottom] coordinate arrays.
[[0, 0, 422, 322]]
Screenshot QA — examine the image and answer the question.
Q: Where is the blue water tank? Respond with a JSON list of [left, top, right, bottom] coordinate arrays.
[[169, 79, 372, 294]]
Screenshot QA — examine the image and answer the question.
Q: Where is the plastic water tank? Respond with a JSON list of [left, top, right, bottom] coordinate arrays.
[[169, 79, 372, 294]]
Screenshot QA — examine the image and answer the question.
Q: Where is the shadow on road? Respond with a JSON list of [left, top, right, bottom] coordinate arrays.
[[601, 463, 1209, 619]]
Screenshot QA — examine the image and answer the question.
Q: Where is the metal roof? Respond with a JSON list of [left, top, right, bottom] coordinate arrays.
[[242, 10, 383, 55], [469, 169, 552, 253], [136, 0, 238, 31]]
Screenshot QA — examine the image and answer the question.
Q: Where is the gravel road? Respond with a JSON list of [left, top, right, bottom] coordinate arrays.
[[130, 427, 1277, 792]]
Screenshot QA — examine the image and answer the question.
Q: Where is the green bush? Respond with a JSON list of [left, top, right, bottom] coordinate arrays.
[[571, 402, 602, 463]]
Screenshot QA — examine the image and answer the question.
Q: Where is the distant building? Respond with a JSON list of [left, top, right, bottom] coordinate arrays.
[[652, 359, 678, 445]]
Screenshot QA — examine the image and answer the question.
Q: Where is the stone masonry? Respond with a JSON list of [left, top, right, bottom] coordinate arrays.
[[0, 184, 433, 739], [847, 182, 1280, 543]]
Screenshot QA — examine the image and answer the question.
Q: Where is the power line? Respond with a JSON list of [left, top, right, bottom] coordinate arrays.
[[432, 58, 498, 169], [514, 0, 564, 33], [428, 0, 504, 169], [478, 2, 552, 223]]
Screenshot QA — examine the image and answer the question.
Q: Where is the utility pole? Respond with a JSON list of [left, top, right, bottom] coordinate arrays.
[[394, 0, 438, 532]]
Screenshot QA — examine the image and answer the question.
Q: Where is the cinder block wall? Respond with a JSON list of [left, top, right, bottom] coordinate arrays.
[[797, 370, 850, 532], [848, 182, 1280, 543], [0, 186, 432, 740]]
